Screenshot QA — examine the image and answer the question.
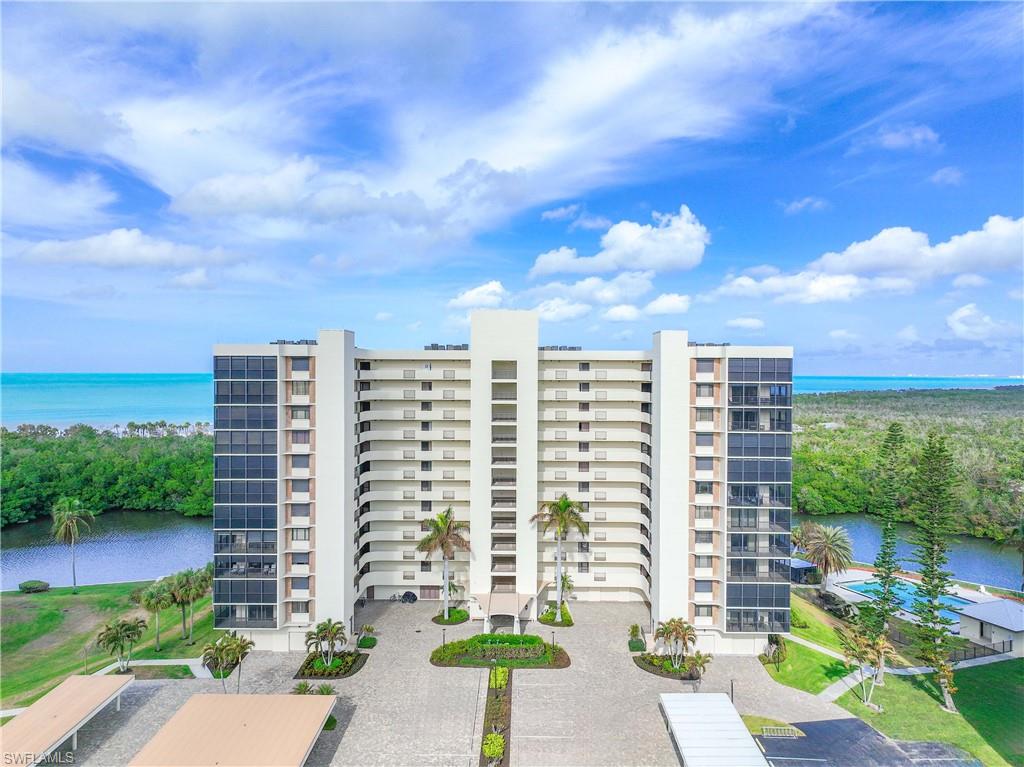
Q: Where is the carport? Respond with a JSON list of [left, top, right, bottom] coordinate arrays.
[[129, 693, 336, 767], [0, 674, 133, 766], [659, 693, 768, 767]]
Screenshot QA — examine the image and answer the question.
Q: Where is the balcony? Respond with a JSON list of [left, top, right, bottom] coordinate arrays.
[[492, 563, 516, 573], [727, 546, 790, 557], [492, 435, 517, 443], [492, 457, 516, 465], [492, 520, 516, 530], [214, 542, 278, 554], [214, 617, 277, 629]]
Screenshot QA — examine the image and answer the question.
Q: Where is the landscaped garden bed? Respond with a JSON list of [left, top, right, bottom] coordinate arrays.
[[431, 633, 570, 669], [632, 653, 702, 681], [108, 664, 195, 680], [432, 608, 470, 625], [537, 602, 573, 627], [480, 666, 511, 767], [294, 651, 368, 679]]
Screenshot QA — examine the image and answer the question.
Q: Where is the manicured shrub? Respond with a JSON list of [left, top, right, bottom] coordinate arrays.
[[482, 732, 506, 760], [489, 666, 509, 689], [431, 633, 561, 668], [17, 580, 49, 593], [628, 638, 646, 652], [634, 653, 700, 680], [538, 602, 573, 627], [297, 651, 366, 678], [323, 714, 338, 731], [357, 636, 377, 649], [628, 623, 642, 641]]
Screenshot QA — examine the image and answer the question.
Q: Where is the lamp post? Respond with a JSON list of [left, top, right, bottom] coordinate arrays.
[[442, 628, 446, 650], [551, 631, 556, 656]]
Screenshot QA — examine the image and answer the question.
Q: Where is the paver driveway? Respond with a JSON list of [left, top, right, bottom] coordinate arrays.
[[72, 602, 488, 767]]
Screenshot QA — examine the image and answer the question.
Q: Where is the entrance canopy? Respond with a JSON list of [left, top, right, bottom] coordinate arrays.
[[473, 591, 532, 618], [659, 693, 768, 767], [130, 694, 335, 767], [0, 674, 133, 766]]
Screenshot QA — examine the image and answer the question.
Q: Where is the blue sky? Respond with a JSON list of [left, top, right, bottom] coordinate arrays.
[[2, 2, 1022, 374]]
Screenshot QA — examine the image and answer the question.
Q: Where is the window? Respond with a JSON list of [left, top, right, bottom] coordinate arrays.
[[695, 457, 714, 472], [579, 441, 590, 452], [291, 479, 310, 493], [578, 561, 590, 573], [421, 401, 432, 411], [291, 407, 309, 420], [696, 433, 714, 447], [696, 383, 714, 398], [359, 361, 371, 371], [579, 362, 590, 371], [555, 430, 567, 440], [421, 461, 432, 471], [421, 441, 431, 451], [696, 408, 714, 422], [291, 577, 310, 590], [421, 501, 432, 512], [421, 481, 432, 491], [420, 561, 432, 572], [421, 381, 433, 391], [695, 605, 713, 618], [555, 370, 567, 380], [578, 461, 590, 472], [555, 470, 566, 480], [695, 555, 713, 569], [695, 481, 713, 495], [578, 482, 590, 492], [579, 382, 590, 392], [695, 506, 714, 520], [403, 369, 415, 379], [695, 359, 714, 373], [292, 430, 310, 444], [291, 357, 310, 372], [579, 402, 590, 412], [695, 580, 713, 593], [421, 421, 431, 431], [695, 531, 714, 544], [292, 381, 310, 395], [290, 503, 310, 517], [292, 552, 310, 565], [578, 541, 590, 553], [291, 528, 310, 541], [291, 455, 310, 469]]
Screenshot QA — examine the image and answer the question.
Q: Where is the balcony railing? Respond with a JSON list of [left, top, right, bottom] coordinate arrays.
[[726, 572, 790, 583], [727, 547, 790, 557], [492, 436, 517, 442], [214, 617, 277, 629], [491, 457, 516, 464], [214, 543, 278, 554]]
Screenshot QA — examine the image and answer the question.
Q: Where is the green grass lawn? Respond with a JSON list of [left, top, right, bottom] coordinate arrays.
[[741, 715, 804, 736], [762, 640, 851, 695], [789, 593, 847, 654], [107, 664, 195, 680], [1, 582, 221, 708], [838, 659, 1023, 767]]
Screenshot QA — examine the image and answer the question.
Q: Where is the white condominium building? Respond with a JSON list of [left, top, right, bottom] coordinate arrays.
[[212, 310, 793, 653]]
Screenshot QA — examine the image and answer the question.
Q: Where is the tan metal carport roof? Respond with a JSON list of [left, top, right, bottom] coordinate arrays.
[[0, 674, 133, 766], [129, 694, 336, 767]]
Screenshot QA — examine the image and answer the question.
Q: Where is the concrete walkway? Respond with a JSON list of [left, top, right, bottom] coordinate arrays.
[[92, 657, 214, 679]]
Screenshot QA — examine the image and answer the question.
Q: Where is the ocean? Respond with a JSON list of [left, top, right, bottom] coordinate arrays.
[[1, 372, 1020, 427]]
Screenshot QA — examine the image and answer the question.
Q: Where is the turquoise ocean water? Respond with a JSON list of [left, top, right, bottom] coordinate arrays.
[[1, 373, 1020, 427]]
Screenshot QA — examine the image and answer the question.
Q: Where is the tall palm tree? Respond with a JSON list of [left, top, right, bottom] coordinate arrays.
[[51, 497, 96, 593], [532, 494, 588, 618], [140, 583, 172, 652], [186, 569, 210, 642], [790, 521, 819, 554], [97, 617, 147, 673], [168, 571, 192, 639], [804, 524, 853, 594], [417, 507, 470, 621], [654, 618, 697, 669]]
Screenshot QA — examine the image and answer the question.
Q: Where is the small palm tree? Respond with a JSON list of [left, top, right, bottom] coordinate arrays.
[[305, 619, 346, 667], [51, 497, 95, 593], [804, 524, 853, 594], [863, 633, 895, 705], [292, 681, 313, 695], [231, 633, 255, 694], [97, 617, 147, 673], [202, 637, 231, 693], [417, 507, 470, 621], [140, 583, 173, 652], [315, 683, 336, 695], [835, 627, 871, 703], [532, 494, 588, 618], [689, 650, 713, 682], [654, 618, 696, 669]]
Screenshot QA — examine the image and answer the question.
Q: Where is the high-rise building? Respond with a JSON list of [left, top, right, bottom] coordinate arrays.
[[212, 310, 792, 652]]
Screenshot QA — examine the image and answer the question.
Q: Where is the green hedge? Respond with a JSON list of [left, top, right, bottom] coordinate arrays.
[[357, 636, 377, 649], [432, 608, 469, 625], [18, 580, 50, 593], [538, 602, 574, 627], [431, 633, 554, 667], [628, 638, 646, 652]]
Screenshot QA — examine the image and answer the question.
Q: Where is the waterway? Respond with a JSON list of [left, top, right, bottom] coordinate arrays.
[[793, 512, 1021, 591], [0, 510, 211, 590]]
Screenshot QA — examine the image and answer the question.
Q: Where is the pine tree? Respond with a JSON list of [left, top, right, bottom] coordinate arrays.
[[861, 422, 906, 685], [909, 431, 960, 712]]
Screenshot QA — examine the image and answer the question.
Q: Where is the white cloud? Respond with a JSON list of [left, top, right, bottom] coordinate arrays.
[[541, 204, 580, 222], [743, 265, 780, 278], [447, 280, 507, 309], [809, 216, 1023, 279], [2, 159, 117, 232], [851, 123, 942, 154], [374, 312, 393, 321], [829, 329, 859, 341], [946, 303, 1018, 342], [896, 325, 919, 344], [712, 271, 913, 304], [169, 266, 210, 289], [952, 273, 989, 289], [173, 158, 319, 217], [727, 317, 765, 330], [644, 293, 691, 315], [611, 329, 634, 341], [782, 196, 829, 215], [1009, 289, 1024, 301], [529, 205, 709, 276], [534, 297, 591, 322], [604, 304, 641, 322], [21, 228, 234, 268], [530, 271, 654, 305], [930, 166, 963, 186]]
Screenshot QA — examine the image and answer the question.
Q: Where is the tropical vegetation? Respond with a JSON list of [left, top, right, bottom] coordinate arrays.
[[538, 601, 573, 627], [416, 506, 470, 621], [793, 387, 1024, 543], [2, 425, 212, 527], [532, 493, 588, 620], [97, 617, 147, 673], [431, 633, 568, 669], [653, 617, 696, 669], [800, 522, 853, 593]]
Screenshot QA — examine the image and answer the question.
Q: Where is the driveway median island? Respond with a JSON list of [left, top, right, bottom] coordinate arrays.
[[430, 633, 570, 669]]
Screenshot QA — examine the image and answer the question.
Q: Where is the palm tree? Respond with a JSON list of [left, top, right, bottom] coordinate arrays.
[[804, 524, 853, 594], [416, 507, 470, 621], [292, 681, 313, 695], [790, 521, 819, 554], [688, 650, 713, 684], [532, 494, 588, 618], [97, 617, 147, 673], [863, 634, 895, 707], [835, 627, 871, 703], [231, 634, 256, 694], [169, 571, 192, 639], [186, 569, 210, 642], [654, 618, 697, 669], [51, 497, 96, 593], [305, 619, 346, 667], [202, 637, 231, 693], [140, 583, 172, 652]]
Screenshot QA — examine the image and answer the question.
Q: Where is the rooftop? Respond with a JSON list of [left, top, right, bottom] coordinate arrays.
[[958, 598, 1024, 632]]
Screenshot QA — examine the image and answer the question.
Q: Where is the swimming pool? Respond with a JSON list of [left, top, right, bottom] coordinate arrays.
[[842, 578, 974, 623]]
